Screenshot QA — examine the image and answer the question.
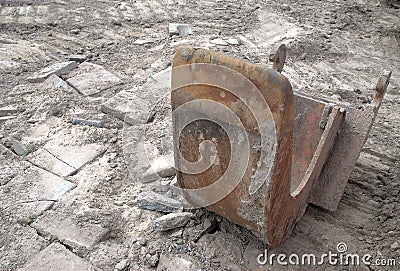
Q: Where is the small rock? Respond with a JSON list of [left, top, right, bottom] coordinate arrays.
[[226, 38, 240, 45], [391, 241, 400, 251], [138, 239, 147, 246], [149, 254, 159, 267], [170, 229, 183, 238], [168, 23, 193, 36], [70, 29, 80, 34], [157, 254, 196, 271], [0, 106, 18, 117], [160, 180, 171, 193], [11, 140, 27, 156], [141, 155, 175, 183], [154, 212, 193, 231], [72, 118, 106, 128], [151, 59, 164, 69], [134, 39, 154, 45], [137, 191, 183, 213], [114, 259, 129, 271], [68, 54, 87, 63], [210, 38, 228, 46]]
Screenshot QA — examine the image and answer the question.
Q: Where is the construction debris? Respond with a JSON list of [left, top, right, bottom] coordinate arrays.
[[137, 191, 183, 213], [0, 106, 18, 117], [66, 62, 122, 96], [27, 61, 78, 83], [140, 155, 175, 183], [154, 212, 192, 231], [72, 118, 106, 128], [168, 23, 193, 36], [68, 54, 87, 63]]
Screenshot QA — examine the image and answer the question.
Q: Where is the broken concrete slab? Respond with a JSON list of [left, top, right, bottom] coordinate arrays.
[[28, 148, 76, 177], [0, 162, 76, 218], [0, 106, 18, 117], [32, 214, 109, 249], [43, 142, 104, 170], [168, 23, 193, 36], [149, 66, 171, 89], [18, 242, 100, 271], [154, 212, 192, 231], [140, 155, 175, 183], [0, 115, 17, 123], [1, 162, 76, 202], [137, 191, 183, 213], [27, 61, 78, 83], [69, 54, 87, 63], [101, 90, 152, 125], [66, 62, 122, 96], [42, 74, 77, 93]]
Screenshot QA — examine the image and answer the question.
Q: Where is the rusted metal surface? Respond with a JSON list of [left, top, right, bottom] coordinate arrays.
[[310, 70, 392, 211], [171, 46, 390, 246]]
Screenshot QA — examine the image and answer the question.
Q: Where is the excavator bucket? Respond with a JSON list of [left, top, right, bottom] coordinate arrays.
[[170, 45, 391, 246]]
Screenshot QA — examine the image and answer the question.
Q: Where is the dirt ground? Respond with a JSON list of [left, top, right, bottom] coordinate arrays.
[[0, 0, 399, 270]]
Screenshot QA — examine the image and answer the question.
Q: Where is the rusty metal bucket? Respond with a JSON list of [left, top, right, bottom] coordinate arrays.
[[170, 45, 391, 246]]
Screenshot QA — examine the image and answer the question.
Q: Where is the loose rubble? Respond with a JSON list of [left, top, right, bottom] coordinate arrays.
[[154, 212, 193, 231], [137, 191, 183, 213], [0, 1, 398, 271]]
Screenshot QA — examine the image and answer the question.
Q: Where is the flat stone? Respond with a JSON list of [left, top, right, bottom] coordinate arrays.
[[0, 163, 76, 219], [154, 212, 192, 231], [28, 148, 76, 177], [226, 38, 240, 45], [140, 155, 175, 183], [43, 142, 104, 170], [101, 90, 152, 125], [168, 23, 193, 36], [137, 191, 183, 213], [0, 106, 18, 117], [0, 116, 17, 123], [27, 61, 78, 83], [1, 163, 76, 202], [157, 254, 196, 271], [150, 66, 171, 89], [210, 38, 228, 46], [32, 214, 109, 249], [19, 242, 100, 271], [69, 54, 87, 63], [42, 74, 77, 93], [66, 62, 122, 96], [133, 39, 154, 45]]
